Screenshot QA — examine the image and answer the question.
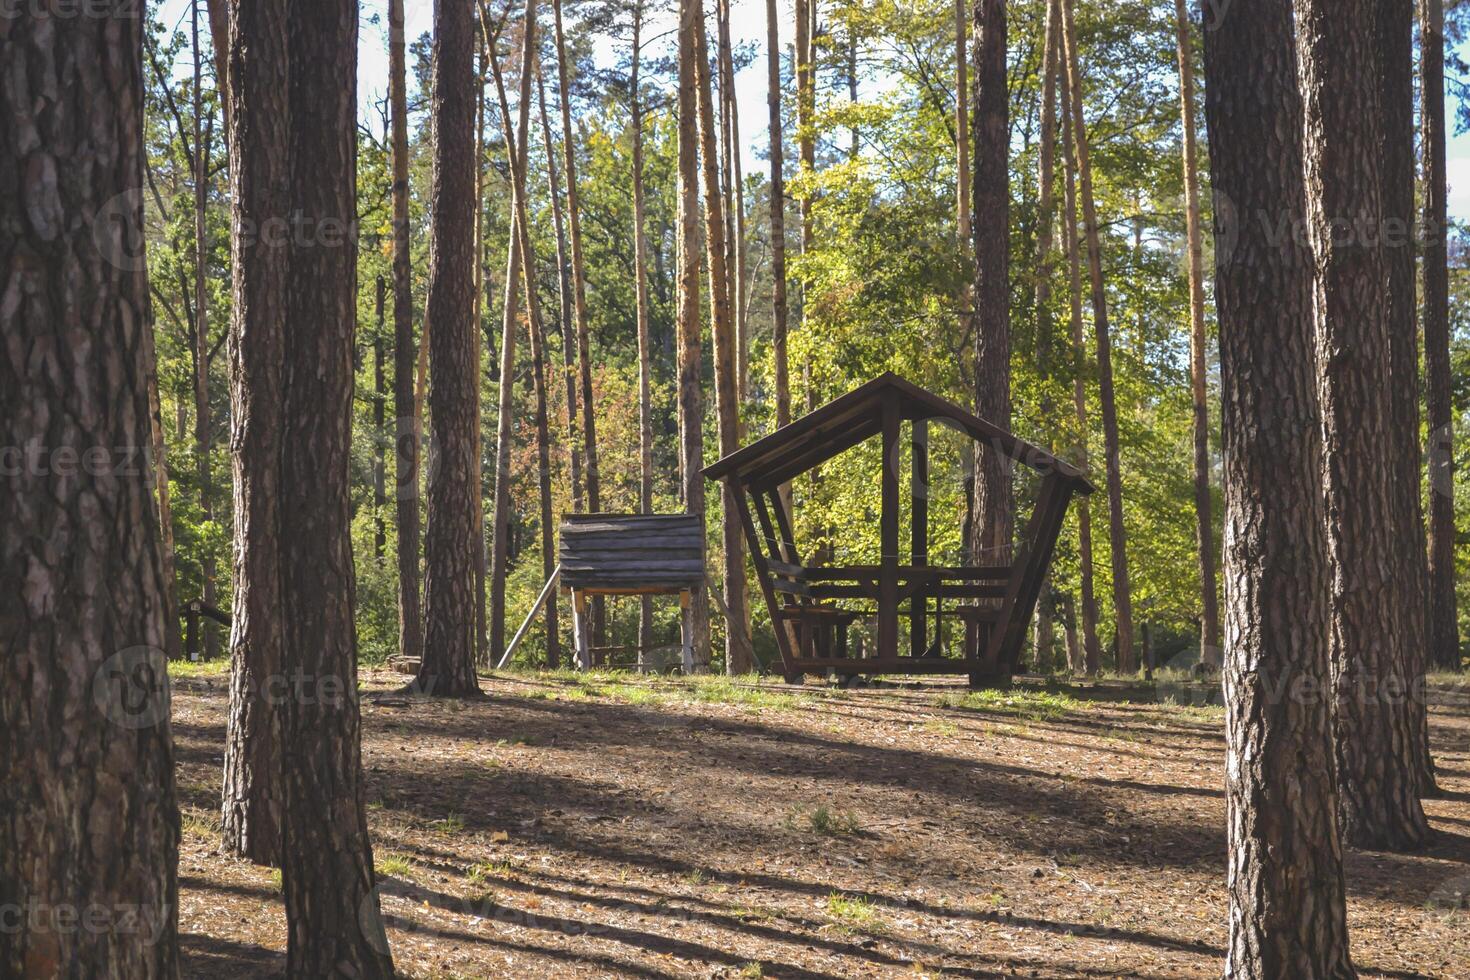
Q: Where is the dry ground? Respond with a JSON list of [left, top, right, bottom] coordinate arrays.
[[168, 666, 1470, 979]]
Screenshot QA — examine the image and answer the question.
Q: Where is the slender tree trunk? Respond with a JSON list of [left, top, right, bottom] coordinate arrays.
[[374, 278, 388, 560], [389, 0, 424, 667], [1379, 0, 1436, 797], [278, 4, 395, 971], [794, 0, 814, 261], [191, 1, 219, 660], [551, 0, 605, 647], [1059, 0, 1133, 673], [1202, 3, 1355, 974], [417, 0, 484, 698], [1421, 0, 1459, 672], [1172, 0, 1220, 666], [1058, 47, 1102, 675], [1295, 0, 1430, 852], [970, 0, 1012, 573], [767, 0, 791, 438], [145, 302, 183, 661], [1034, 0, 1059, 374], [223, 0, 289, 867], [488, 0, 560, 670], [536, 62, 583, 514], [678, 0, 713, 670], [0, 9, 181, 972], [716, 0, 748, 405], [632, 5, 657, 663], [1061, 592, 1083, 674], [691, 0, 756, 674]]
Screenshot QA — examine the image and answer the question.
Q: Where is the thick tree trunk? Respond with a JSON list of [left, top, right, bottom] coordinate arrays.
[[1421, 0, 1459, 672], [691, 0, 756, 675], [389, 0, 425, 667], [278, 3, 395, 972], [417, 0, 484, 698], [1379, 0, 1436, 797], [1295, 0, 1429, 852], [767, 0, 791, 435], [1172, 0, 1220, 666], [1059, 0, 1133, 673], [223, 0, 289, 867], [474, 35, 489, 667], [1202, 4, 1355, 974], [970, 0, 1012, 571], [1058, 46, 1102, 675], [678, 0, 714, 670], [632, 6, 657, 662], [537, 63, 583, 518], [0, 9, 181, 973]]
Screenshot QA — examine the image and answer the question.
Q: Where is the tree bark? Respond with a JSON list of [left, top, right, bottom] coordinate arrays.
[[1059, 0, 1133, 673], [1294, 0, 1430, 851], [970, 0, 1012, 573], [691, 0, 756, 675], [1172, 0, 1220, 666], [678, 0, 714, 670], [1, 8, 181, 973], [794, 0, 815, 260], [474, 33, 489, 668], [1379, 0, 1436, 796], [1058, 39, 1102, 675], [552, 0, 605, 647], [417, 0, 484, 697], [632, 4, 657, 663], [278, 3, 395, 971], [1202, 4, 1355, 974], [1421, 0, 1459, 672], [389, 0, 425, 667], [767, 0, 791, 435], [716, 0, 748, 405], [223, 0, 289, 867]]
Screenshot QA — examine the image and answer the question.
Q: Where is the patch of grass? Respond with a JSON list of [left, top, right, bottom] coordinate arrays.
[[376, 852, 413, 878], [923, 718, 960, 737], [167, 658, 231, 680], [430, 813, 465, 834], [680, 868, 710, 886], [825, 892, 882, 933], [268, 868, 283, 892], [179, 808, 219, 840], [936, 688, 1081, 721], [787, 804, 862, 837], [467, 859, 522, 881], [738, 963, 765, 979]]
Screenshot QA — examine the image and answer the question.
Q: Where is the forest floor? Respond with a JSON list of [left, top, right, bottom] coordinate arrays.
[[168, 664, 1470, 979]]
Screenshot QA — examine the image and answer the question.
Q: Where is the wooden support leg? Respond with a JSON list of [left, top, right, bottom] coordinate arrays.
[[680, 590, 695, 674], [572, 590, 592, 671]]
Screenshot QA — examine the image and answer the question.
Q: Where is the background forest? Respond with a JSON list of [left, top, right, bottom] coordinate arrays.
[[140, 0, 1470, 672]]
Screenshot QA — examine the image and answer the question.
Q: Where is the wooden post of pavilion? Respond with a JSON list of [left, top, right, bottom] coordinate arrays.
[[878, 391, 901, 659], [911, 419, 929, 656]]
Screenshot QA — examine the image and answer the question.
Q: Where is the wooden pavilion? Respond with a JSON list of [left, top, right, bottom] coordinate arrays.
[[704, 372, 1094, 686]]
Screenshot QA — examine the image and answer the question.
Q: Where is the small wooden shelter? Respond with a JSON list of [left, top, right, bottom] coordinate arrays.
[[704, 372, 1094, 685], [558, 514, 705, 671]]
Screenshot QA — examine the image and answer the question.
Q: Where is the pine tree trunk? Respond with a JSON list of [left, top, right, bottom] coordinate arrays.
[[970, 0, 1012, 571], [536, 63, 584, 516], [1379, 0, 1436, 797], [1295, 0, 1429, 852], [389, 0, 425, 667], [223, 0, 289, 867], [191, 2, 219, 661], [374, 280, 388, 559], [417, 0, 484, 698], [1172, 0, 1220, 666], [473, 34, 489, 667], [795, 0, 815, 260], [715, 0, 748, 405], [678, 0, 714, 671], [1034, 0, 1059, 374], [1059, 0, 1133, 673], [1058, 47, 1102, 675], [767, 0, 791, 435], [633, 5, 657, 663], [278, 4, 395, 971], [690, 0, 756, 675], [1203, 4, 1355, 974], [1421, 0, 1459, 672], [489, 1, 560, 670], [551, 0, 605, 647], [1, 9, 181, 972]]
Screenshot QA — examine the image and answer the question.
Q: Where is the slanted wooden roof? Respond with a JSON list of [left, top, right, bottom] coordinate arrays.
[[558, 514, 705, 593], [703, 372, 1095, 493]]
